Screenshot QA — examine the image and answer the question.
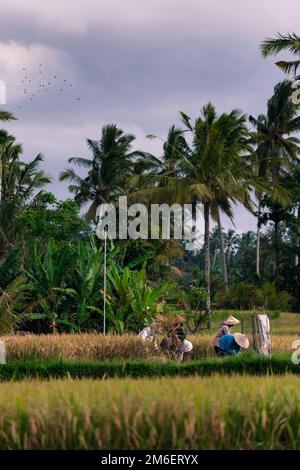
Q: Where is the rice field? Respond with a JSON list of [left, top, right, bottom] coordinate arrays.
[[1, 311, 298, 362], [0, 375, 299, 449], [0, 312, 299, 450], [1, 332, 298, 361]]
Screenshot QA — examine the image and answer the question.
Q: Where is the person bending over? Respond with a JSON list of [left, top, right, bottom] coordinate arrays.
[[160, 316, 193, 362], [219, 333, 249, 356], [139, 322, 160, 352], [214, 315, 240, 356]]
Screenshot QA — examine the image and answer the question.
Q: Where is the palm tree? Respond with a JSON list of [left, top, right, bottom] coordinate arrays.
[[178, 105, 253, 315], [249, 81, 300, 280], [127, 125, 188, 196], [148, 125, 188, 175], [0, 131, 51, 258], [134, 105, 253, 325], [126, 125, 188, 268], [261, 33, 300, 76], [132, 106, 255, 324], [60, 124, 138, 221], [224, 229, 240, 265]]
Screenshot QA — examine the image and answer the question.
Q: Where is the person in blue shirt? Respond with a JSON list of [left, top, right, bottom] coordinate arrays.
[[219, 333, 249, 356], [214, 315, 240, 355]]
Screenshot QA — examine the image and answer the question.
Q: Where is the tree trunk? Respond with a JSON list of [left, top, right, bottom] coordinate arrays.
[[217, 209, 228, 292], [296, 201, 300, 305], [256, 197, 261, 278], [0, 142, 3, 204], [212, 239, 218, 269], [295, 201, 300, 267], [204, 202, 211, 328], [273, 220, 280, 287]]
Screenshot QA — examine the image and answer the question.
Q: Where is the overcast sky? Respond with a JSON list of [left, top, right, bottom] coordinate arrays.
[[0, 0, 299, 232]]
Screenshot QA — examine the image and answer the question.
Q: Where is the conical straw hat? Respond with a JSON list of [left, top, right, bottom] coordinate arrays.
[[222, 315, 240, 326], [234, 333, 249, 349], [171, 315, 186, 324]]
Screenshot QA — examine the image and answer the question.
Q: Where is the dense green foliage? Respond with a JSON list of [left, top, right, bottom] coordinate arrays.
[[1, 34, 300, 333]]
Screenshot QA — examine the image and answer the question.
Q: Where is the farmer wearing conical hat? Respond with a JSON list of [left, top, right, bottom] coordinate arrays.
[[214, 315, 240, 356], [219, 333, 249, 356], [172, 316, 193, 361], [160, 315, 193, 361]]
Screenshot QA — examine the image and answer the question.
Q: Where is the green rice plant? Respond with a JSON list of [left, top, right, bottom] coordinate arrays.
[[0, 355, 298, 381], [0, 375, 300, 449]]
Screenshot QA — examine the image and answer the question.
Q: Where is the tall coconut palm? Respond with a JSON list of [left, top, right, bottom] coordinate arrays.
[[132, 106, 255, 323], [135, 105, 254, 324], [60, 124, 138, 221], [261, 33, 300, 76], [126, 125, 187, 266], [249, 81, 300, 280], [127, 125, 189, 205], [178, 104, 253, 320], [224, 229, 240, 265]]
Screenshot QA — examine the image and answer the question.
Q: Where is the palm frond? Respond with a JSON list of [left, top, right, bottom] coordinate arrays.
[[261, 33, 300, 57], [0, 110, 16, 122], [68, 157, 93, 168], [276, 60, 300, 75]]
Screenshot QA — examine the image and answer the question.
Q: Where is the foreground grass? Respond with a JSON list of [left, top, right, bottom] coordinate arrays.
[[0, 354, 299, 380], [0, 374, 300, 449]]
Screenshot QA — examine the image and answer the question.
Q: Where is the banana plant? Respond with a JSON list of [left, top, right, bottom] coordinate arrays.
[[105, 262, 170, 333], [24, 239, 74, 332], [56, 239, 119, 331], [56, 241, 104, 331]]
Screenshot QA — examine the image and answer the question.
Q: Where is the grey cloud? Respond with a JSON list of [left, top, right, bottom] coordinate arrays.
[[1, 0, 299, 232]]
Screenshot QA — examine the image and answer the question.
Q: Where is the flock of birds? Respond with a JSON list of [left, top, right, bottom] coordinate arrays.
[[17, 63, 81, 110]]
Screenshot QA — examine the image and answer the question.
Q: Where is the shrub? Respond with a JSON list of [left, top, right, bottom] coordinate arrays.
[[257, 283, 291, 311], [216, 283, 258, 309], [216, 282, 291, 311], [269, 310, 281, 320]]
